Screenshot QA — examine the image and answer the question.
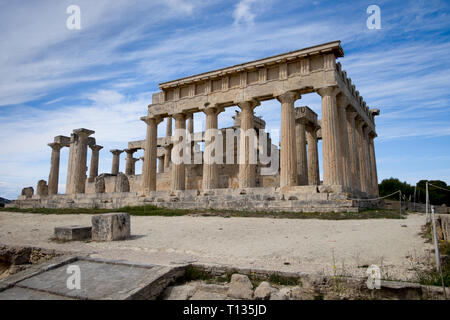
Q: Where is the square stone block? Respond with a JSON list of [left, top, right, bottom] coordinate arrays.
[[92, 212, 130, 241], [54, 226, 92, 241]]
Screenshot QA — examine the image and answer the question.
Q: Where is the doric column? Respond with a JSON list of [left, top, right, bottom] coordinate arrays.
[[277, 91, 300, 188], [295, 119, 308, 185], [47, 142, 63, 195], [124, 148, 137, 175], [237, 99, 260, 188], [187, 114, 194, 160], [171, 113, 187, 190], [346, 111, 361, 191], [164, 145, 172, 170], [363, 126, 373, 196], [202, 106, 224, 190], [166, 116, 172, 137], [337, 95, 353, 189], [355, 119, 369, 194], [141, 116, 162, 194], [317, 87, 342, 186], [66, 129, 94, 195], [306, 125, 320, 185], [131, 158, 139, 175], [158, 155, 165, 173], [369, 133, 379, 197], [88, 145, 103, 182], [110, 149, 124, 175]]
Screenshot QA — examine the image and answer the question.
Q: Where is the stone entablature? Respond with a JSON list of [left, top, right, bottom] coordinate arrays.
[[147, 41, 373, 134]]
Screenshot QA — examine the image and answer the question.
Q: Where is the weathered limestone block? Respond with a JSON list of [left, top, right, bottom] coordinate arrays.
[[270, 287, 291, 300], [226, 274, 253, 299], [114, 173, 130, 193], [21, 187, 34, 199], [36, 180, 49, 197], [54, 226, 92, 241], [92, 212, 130, 241], [254, 281, 277, 300], [94, 175, 106, 193]]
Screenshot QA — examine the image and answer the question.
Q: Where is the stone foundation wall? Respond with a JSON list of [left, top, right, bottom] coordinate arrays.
[[7, 186, 379, 213]]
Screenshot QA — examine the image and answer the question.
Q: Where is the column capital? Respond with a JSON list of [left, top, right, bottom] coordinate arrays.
[[110, 149, 124, 156], [171, 113, 187, 121], [73, 128, 95, 137], [336, 94, 350, 108], [317, 86, 339, 98], [235, 99, 260, 111], [124, 148, 138, 155], [276, 91, 301, 104], [346, 111, 358, 123], [202, 104, 225, 116], [305, 123, 320, 134], [48, 142, 63, 151], [89, 144, 103, 152], [140, 115, 163, 125], [131, 157, 139, 164]]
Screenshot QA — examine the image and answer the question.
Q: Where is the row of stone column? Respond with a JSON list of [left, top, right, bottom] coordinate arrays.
[[318, 87, 379, 196], [48, 129, 101, 195], [295, 120, 320, 186], [141, 87, 378, 196]]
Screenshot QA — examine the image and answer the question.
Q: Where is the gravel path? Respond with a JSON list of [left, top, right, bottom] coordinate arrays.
[[0, 211, 432, 281]]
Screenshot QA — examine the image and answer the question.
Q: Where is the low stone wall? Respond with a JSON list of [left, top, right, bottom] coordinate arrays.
[[6, 186, 380, 213]]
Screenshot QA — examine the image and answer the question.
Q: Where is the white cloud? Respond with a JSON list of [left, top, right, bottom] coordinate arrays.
[[233, 0, 258, 26]]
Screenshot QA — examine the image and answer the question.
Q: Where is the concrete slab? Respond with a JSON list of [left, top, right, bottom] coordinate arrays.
[[0, 257, 184, 300]]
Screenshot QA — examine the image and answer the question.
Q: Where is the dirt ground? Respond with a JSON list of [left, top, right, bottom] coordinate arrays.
[[0, 211, 432, 281]]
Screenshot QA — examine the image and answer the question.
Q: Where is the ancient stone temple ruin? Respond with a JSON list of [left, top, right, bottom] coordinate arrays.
[[9, 41, 380, 212]]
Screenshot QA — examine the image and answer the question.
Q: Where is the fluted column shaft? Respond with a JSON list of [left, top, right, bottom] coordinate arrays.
[[131, 158, 139, 175], [346, 111, 361, 191], [277, 91, 300, 188], [363, 127, 373, 196], [164, 146, 172, 170], [337, 97, 352, 189], [48, 142, 63, 195], [202, 107, 223, 190], [237, 100, 259, 188], [295, 120, 308, 185], [306, 126, 320, 185], [124, 149, 136, 175], [158, 156, 165, 173], [110, 149, 123, 175], [318, 87, 342, 186], [187, 114, 194, 161], [356, 120, 369, 193], [66, 129, 94, 194], [171, 114, 186, 190], [369, 135, 379, 197], [142, 116, 161, 193], [166, 116, 172, 137], [88, 145, 103, 182]]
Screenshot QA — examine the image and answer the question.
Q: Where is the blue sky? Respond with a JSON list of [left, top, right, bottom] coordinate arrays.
[[0, 0, 449, 199]]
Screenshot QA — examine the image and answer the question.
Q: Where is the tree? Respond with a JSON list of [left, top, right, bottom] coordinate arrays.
[[379, 178, 414, 200], [416, 180, 450, 206]]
